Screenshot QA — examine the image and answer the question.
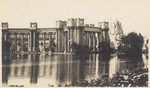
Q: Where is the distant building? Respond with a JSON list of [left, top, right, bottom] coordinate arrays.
[[2, 18, 110, 53]]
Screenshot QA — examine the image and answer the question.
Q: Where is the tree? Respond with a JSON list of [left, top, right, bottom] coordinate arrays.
[[119, 32, 144, 53], [71, 42, 90, 54]]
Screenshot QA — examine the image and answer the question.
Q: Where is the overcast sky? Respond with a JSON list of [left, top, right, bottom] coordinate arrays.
[[0, 0, 150, 37]]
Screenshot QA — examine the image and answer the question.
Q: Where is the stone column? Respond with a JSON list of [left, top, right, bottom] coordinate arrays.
[[60, 30, 64, 52], [97, 33, 100, 51], [14, 33, 17, 52], [101, 30, 104, 42], [93, 33, 96, 51], [74, 28, 77, 43], [89, 32, 91, 48], [21, 33, 24, 51], [30, 31, 33, 51], [87, 32, 89, 47], [103, 31, 105, 42], [76, 28, 79, 44], [32, 31, 36, 51], [91, 33, 93, 50], [70, 28, 73, 52], [28, 33, 31, 51], [57, 30, 60, 52], [65, 32, 68, 52], [68, 29, 70, 52], [35, 32, 39, 52], [2, 31, 5, 54], [105, 31, 109, 42], [43, 33, 45, 52], [86, 32, 88, 46], [49, 32, 51, 51]]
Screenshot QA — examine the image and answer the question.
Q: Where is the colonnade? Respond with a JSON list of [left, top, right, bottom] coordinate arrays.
[[2, 29, 109, 53], [84, 32, 101, 51], [39, 32, 55, 52], [63, 27, 84, 52]]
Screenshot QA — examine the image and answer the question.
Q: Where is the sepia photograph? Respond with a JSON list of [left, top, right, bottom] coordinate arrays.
[[0, 0, 149, 87]]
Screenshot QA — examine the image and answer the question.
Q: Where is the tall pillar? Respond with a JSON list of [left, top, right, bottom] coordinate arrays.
[[65, 32, 68, 52], [43, 33, 45, 52], [97, 33, 100, 51], [87, 32, 89, 46], [76, 28, 79, 44], [28, 33, 31, 51], [101, 30, 104, 42], [57, 30, 61, 52], [33, 31, 36, 51], [68, 29, 70, 52], [105, 31, 109, 42], [91, 33, 93, 50], [30, 31, 33, 51], [103, 31, 105, 42], [89, 32, 91, 48], [63, 32, 66, 52], [15, 33, 17, 52], [60, 29, 63, 52], [74, 28, 77, 43], [49, 32, 51, 51], [35, 32, 39, 52], [21, 33, 24, 51], [83, 32, 86, 46], [70, 28, 73, 52], [2, 31, 5, 54], [93, 33, 96, 51]]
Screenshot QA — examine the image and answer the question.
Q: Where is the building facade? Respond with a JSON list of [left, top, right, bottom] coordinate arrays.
[[2, 18, 109, 53]]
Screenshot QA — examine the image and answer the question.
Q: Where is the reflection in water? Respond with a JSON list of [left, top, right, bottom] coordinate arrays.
[[2, 53, 148, 87], [109, 54, 118, 78]]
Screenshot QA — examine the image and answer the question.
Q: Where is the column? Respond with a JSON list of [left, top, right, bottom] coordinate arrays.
[[89, 32, 91, 48], [43, 33, 45, 52], [2, 31, 5, 56], [70, 28, 73, 52], [61, 30, 63, 51], [21, 33, 24, 51], [97, 33, 100, 51], [87, 32, 89, 47], [28, 33, 31, 51], [103, 31, 105, 42], [63, 32, 66, 52], [83, 32, 87, 46], [91, 32, 93, 50], [30, 31, 33, 51], [74, 28, 77, 43], [65, 32, 68, 52], [32, 31, 36, 51], [105, 31, 109, 42], [68, 29, 70, 52], [101, 30, 104, 42], [15, 33, 17, 52], [36, 32, 39, 52], [76, 28, 79, 44], [86, 32, 88, 46], [49, 32, 51, 51], [93, 32, 96, 51], [57, 30, 60, 52]]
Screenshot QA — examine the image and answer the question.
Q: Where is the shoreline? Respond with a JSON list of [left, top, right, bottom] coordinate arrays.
[[58, 67, 148, 87]]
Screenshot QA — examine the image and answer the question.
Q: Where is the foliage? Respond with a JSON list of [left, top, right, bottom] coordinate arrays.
[[119, 32, 144, 53], [99, 41, 115, 53], [71, 42, 90, 54]]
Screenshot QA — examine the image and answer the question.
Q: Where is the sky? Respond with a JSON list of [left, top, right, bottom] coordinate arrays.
[[0, 0, 150, 37]]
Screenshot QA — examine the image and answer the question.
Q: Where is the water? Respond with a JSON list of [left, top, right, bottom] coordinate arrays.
[[2, 53, 148, 87]]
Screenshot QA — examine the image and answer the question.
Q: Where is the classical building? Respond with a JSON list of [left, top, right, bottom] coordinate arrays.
[[2, 18, 109, 53]]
